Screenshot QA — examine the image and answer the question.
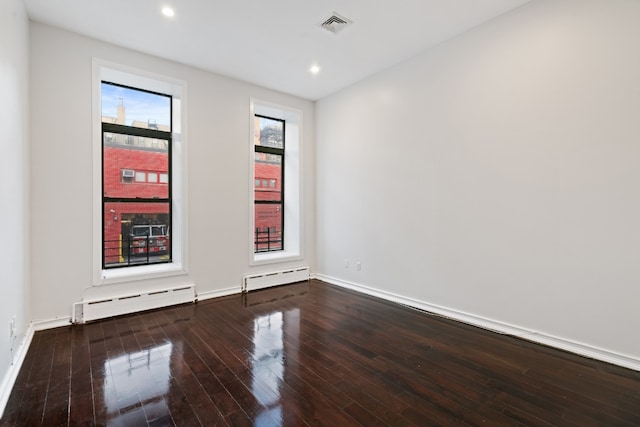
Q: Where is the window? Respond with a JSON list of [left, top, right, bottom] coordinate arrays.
[[250, 100, 302, 264], [101, 82, 172, 269], [254, 115, 284, 253], [94, 62, 186, 284]]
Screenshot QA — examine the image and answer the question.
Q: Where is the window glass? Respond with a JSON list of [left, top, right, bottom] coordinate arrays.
[[103, 203, 171, 266], [254, 156, 282, 203], [102, 83, 171, 130], [254, 116, 283, 149], [254, 114, 284, 253], [254, 204, 283, 252]]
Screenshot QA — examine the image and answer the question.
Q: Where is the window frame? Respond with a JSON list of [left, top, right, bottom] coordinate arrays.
[[101, 84, 173, 269], [254, 114, 285, 253], [93, 60, 188, 285]]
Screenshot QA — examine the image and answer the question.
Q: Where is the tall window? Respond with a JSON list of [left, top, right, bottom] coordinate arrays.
[[254, 115, 284, 252], [101, 82, 172, 268]]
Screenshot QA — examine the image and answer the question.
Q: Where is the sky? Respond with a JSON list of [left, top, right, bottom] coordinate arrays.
[[101, 82, 171, 127]]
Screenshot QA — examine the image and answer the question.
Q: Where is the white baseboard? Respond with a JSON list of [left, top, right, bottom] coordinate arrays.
[[0, 323, 35, 419], [196, 286, 241, 301], [32, 317, 72, 331], [316, 274, 640, 372]]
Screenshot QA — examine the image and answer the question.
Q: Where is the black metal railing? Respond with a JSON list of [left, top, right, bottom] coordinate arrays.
[[103, 236, 170, 268], [255, 229, 282, 253]]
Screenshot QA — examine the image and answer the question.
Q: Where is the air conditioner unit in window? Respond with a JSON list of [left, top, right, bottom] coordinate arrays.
[[122, 169, 135, 178]]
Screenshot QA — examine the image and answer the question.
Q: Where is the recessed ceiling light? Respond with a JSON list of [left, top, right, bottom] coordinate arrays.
[[161, 6, 175, 17], [310, 64, 321, 75]]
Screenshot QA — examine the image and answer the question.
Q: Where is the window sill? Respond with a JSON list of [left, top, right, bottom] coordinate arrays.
[[99, 262, 187, 285], [251, 250, 302, 266]]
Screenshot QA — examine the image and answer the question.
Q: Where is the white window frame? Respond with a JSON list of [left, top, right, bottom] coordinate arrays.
[[92, 59, 188, 284], [250, 99, 303, 265]]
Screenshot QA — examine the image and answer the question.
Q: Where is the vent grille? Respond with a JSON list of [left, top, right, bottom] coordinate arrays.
[[321, 12, 352, 34]]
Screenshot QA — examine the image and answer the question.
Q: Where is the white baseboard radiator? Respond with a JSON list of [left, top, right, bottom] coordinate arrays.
[[73, 284, 196, 323], [243, 266, 310, 293]]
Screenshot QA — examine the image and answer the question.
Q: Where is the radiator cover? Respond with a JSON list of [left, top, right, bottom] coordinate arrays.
[[75, 284, 196, 323], [243, 267, 309, 292]]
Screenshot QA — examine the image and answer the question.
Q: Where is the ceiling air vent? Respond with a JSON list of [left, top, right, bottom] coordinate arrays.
[[320, 12, 352, 34]]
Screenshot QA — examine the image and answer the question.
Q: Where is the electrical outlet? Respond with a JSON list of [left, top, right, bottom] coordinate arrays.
[[344, 259, 349, 268], [10, 316, 16, 337], [356, 262, 361, 271]]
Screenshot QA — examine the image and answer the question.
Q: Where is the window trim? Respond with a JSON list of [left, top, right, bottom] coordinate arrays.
[[92, 59, 188, 285], [249, 99, 303, 266]]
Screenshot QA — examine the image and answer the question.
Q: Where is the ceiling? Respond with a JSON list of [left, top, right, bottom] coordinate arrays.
[[24, 0, 531, 101]]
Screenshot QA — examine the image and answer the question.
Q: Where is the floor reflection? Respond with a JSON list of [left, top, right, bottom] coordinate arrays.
[[251, 307, 300, 426], [103, 342, 173, 424], [252, 311, 284, 425]]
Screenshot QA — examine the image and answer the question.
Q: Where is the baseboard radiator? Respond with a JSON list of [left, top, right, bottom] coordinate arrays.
[[73, 284, 196, 323], [243, 267, 309, 292]]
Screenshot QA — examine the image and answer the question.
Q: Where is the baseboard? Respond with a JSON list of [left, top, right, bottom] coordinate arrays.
[[32, 317, 72, 331], [0, 323, 35, 419], [315, 274, 640, 372], [196, 286, 241, 302]]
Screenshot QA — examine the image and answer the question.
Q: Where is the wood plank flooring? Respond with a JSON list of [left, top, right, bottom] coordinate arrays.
[[1, 279, 639, 426]]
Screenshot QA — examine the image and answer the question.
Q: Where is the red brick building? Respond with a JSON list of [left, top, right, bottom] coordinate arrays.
[[103, 143, 170, 265]]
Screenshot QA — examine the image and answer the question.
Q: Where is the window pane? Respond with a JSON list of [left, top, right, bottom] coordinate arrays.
[[104, 136, 169, 199], [254, 204, 282, 252], [255, 154, 282, 202], [103, 131, 169, 150], [101, 82, 171, 131], [104, 202, 171, 268], [254, 116, 283, 149]]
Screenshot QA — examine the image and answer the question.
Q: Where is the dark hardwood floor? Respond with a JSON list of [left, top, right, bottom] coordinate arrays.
[[2, 279, 639, 426]]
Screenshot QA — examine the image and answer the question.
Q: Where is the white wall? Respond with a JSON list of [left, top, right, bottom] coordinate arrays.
[[29, 23, 315, 321], [0, 0, 30, 411], [316, 0, 640, 363]]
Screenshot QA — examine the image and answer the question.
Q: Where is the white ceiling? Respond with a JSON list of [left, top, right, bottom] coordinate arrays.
[[24, 0, 531, 101]]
